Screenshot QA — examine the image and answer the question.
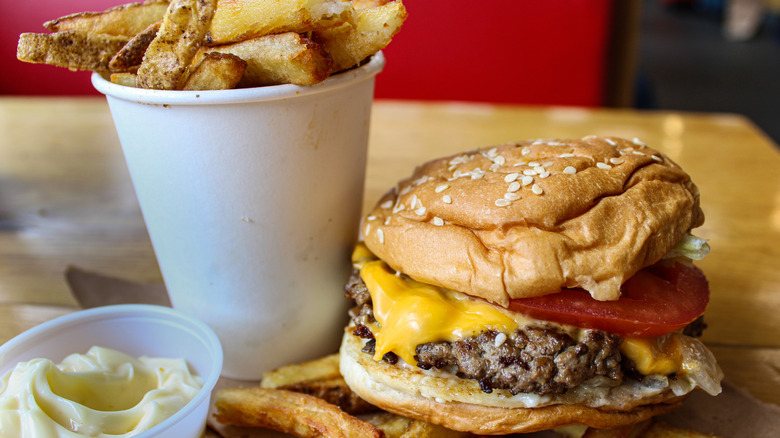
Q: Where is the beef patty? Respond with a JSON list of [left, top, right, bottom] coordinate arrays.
[[345, 270, 625, 395]]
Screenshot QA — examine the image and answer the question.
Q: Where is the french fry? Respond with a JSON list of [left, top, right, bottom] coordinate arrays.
[[313, 0, 407, 72], [111, 72, 138, 87], [214, 387, 384, 438], [260, 353, 375, 414], [577, 420, 721, 438], [44, 0, 170, 37], [17, 31, 129, 71], [182, 52, 246, 90], [207, 0, 354, 44], [192, 32, 333, 87], [400, 419, 473, 438], [261, 353, 342, 388], [136, 0, 217, 90], [352, 0, 393, 9], [109, 21, 161, 71]]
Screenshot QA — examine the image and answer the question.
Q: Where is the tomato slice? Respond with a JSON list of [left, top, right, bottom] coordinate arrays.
[[506, 261, 709, 337]]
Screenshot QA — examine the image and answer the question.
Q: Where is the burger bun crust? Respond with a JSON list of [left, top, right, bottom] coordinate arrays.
[[360, 137, 703, 305], [340, 330, 686, 434]]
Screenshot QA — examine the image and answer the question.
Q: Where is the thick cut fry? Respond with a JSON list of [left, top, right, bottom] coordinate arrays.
[[352, 0, 392, 9], [260, 354, 375, 414], [261, 354, 342, 388], [111, 72, 138, 87], [578, 420, 721, 438], [207, 0, 354, 44], [314, 0, 406, 72], [109, 21, 161, 71], [215, 387, 383, 438], [192, 32, 332, 87], [182, 52, 246, 90], [136, 0, 217, 90], [44, 0, 170, 37], [17, 31, 129, 71]]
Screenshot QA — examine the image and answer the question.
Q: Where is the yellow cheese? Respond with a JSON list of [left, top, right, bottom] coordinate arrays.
[[620, 335, 682, 376], [359, 259, 518, 365], [355, 244, 686, 378]]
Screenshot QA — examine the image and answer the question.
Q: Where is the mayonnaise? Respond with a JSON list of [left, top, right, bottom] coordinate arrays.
[[0, 346, 202, 437]]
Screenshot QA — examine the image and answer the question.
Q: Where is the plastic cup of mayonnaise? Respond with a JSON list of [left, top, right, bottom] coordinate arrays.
[[0, 304, 223, 438], [91, 53, 385, 380]]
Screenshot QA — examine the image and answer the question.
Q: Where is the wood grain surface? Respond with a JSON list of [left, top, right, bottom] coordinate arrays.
[[1, 97, 779, 409]]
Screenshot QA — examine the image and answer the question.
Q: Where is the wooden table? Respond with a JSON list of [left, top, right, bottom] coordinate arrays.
[[1, 97, 779, 408]]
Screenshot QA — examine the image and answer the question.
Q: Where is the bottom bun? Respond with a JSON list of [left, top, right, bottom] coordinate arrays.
[[340, 330, 686, 435]]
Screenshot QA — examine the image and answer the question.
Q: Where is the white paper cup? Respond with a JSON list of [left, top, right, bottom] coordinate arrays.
[[92, 53, 384, 379]]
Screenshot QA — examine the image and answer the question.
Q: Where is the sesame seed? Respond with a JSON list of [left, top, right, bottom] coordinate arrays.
[[442, 195, 452, 204], [531, 140, 544, 145], [489, 163, 500, 172], [605, 138, 617, 146], [528, 161, 540, 167], [538, 171, 550, 178], [449, 155, 468, 166], [413, 176, 428, 186], [376, 228, 384, 244], [471, 168, 485, 179], [365, 223, 370, 236], [399, 185, 411, 195], [521, 146, 531, 156], [523, 169, 537, 176], [380, 200, 393, 209], [559, 153, 575, 158], [651, 155, 663, 163], [452, 170, 463, 179], [367, 215, 376, 221], [632, 137, 647, 146], [531, 184, 543, 195], [504, 192, 520, 201], [505, 172, 520, 183], [596, 162, 612, 170], [494, 332, 507, 347], [392, 203, 405, 213], [494, 155, 506, 165], [563, 166, 577, 175], [432, 217, 444, 226], [415, 207, 427, 215], [487, 148, 499, 158], [495, 198, 511, 207], [435, 184, 449, 193], [507, 181, 521, 192], [409, 194, 421, 209], [521, 175, 534, 186], [385, 217, 391, 225], [609, 157, 624, 165], [632, 150, 645, 156]]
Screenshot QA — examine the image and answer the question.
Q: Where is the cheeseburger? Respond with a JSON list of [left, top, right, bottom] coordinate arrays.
[[340, 137, 723, 434]]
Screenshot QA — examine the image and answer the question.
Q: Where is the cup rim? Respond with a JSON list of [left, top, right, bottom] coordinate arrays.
[[92, 51, 385, 106], [0, 304, 223, 438]]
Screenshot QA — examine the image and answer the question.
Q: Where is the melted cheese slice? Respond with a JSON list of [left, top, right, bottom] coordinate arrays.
[[359, 260, 518, 365], [355, 245, 686, 377]]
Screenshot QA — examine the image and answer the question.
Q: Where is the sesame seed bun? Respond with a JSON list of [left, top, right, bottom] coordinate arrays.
[[360, 137, 703, 305], [340, 329, 686, 434]]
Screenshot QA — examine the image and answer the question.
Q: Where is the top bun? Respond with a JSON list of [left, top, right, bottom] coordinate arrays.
[[360, 137, 703, 305]]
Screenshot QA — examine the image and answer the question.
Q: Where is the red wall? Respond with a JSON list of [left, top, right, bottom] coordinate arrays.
[[3, 1, 613, 106], [374, 1, 614, 106]]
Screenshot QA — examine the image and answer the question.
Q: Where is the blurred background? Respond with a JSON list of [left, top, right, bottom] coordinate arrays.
[[2, 0, 778, 144]]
